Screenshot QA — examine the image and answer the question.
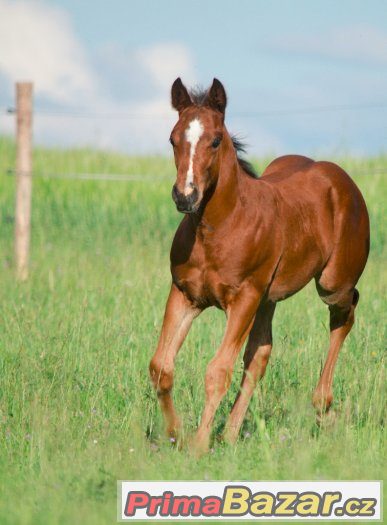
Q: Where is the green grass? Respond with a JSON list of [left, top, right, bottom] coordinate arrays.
[[0, 136, 385, 524]]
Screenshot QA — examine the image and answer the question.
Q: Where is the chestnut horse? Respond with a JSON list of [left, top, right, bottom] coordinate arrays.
[[149, 78, 370, 456]]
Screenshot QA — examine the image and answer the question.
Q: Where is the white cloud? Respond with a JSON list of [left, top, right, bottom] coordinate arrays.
[[0, 0, 282, 156], [0, 0, 99, 105], [0, 0, 198, 153], [135, 42, 196, 91], [271, 25, 387, 66]]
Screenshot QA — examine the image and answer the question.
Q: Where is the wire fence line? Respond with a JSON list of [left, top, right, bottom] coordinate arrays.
[[3, 101, 387, 119], [5, 167, 387, 183], [2, 94, 387, 185], [6, 169, 171, 182]]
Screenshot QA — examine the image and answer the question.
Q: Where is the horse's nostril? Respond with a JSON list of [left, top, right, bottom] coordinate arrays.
[[172, 184, 180, 202], [172, 183, 200, 213], [191, 187, 199, 203], [187, 183, 199, 198]]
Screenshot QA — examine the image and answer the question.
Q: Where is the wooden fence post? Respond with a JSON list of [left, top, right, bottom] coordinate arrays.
[[15, 82, 33, 281]]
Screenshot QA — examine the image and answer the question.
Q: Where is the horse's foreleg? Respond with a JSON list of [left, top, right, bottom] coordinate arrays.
[[313, 289, 358, 419], [224, 301, 276, 444], [149, 284, 200, 440], [192, 289, 262, 456]]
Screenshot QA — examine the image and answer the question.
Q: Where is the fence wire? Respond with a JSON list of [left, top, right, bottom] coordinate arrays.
[[2, 99, 387, 183], [4, 102, 387, 119], [5, 168, 387, 183]]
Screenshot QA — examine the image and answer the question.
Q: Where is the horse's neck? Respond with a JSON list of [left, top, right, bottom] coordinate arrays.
[[201, 143, 242, 226]]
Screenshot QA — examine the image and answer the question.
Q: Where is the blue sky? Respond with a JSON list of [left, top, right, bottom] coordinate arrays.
[[0, 0, 386, 155]]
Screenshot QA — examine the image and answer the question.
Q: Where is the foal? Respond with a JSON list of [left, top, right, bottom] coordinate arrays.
[[149, 78, 370, 456]]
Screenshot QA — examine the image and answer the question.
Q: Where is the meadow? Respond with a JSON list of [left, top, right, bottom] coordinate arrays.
[[0, 135, 385, 524]]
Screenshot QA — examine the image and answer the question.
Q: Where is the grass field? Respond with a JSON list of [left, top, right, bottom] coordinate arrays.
[[0, 136, 385, 524]]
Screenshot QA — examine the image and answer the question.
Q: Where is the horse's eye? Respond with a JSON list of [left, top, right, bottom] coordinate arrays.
[[212, 137, 222, 148], [169, 136, 175, 147]]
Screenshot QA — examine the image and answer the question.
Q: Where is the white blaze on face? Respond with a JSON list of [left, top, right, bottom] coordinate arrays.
[[184, 118, 204, 195]]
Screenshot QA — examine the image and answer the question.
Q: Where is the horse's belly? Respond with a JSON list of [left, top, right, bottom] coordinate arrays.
[[267, 249, 324, 302], [268, 277, 311, 302]]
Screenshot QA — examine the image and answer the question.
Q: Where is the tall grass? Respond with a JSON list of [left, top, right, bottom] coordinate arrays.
[[0, 136, 385, 524]]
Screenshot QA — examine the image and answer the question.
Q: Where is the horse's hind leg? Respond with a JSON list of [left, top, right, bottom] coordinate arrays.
[[313, 283, 359, 418], [224, 301, 276, 444]]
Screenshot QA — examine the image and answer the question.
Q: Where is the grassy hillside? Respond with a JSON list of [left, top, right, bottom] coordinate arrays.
[[0, 136, 385, 524]]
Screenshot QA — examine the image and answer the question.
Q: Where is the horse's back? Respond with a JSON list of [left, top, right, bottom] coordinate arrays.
[[261, 154, 314, 178], [262, 156, 368, 222]]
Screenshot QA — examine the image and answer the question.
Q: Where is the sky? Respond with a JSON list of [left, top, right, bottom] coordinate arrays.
[[0, 0, 386, 156]]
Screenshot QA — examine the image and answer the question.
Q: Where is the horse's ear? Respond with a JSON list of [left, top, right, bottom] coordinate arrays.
[[171, 77, 192, 113], [207, 78, 227, 115]]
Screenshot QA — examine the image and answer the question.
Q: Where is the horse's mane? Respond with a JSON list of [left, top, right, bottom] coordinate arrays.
[[189, 87, 259, 179], [230, 136, 258, 179]]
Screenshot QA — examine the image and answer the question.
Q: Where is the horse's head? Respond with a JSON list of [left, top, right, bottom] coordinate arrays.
[[169, 77, 227, 214]]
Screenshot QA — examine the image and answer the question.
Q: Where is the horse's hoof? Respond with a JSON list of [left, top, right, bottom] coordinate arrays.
[[167, 427, 184, 449], [222, 429, 238, 446], [188, 437, 210, 458], [191, 446, 208, 458], [316, 409, 337, 428]]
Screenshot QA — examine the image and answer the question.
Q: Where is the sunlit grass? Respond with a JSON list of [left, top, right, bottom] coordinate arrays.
[[0, 136, 385, 524]]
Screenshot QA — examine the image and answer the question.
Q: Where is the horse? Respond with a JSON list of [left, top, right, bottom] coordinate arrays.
[[149, 77, 370, 456]]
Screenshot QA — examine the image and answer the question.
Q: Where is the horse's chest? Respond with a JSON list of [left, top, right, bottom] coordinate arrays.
[[172, 243, 238, 309]]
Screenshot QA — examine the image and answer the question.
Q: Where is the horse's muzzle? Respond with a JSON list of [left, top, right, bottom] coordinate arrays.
[[172, 184, 200, 213]]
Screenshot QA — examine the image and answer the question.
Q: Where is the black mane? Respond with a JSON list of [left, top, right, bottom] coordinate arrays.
[[230, 136, 259, 179], [189, 87, 259, 179]]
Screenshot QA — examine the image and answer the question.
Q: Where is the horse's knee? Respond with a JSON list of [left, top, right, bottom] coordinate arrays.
[[149, 357, 173, 395], [205, 359, 233, 398], [244, 342, 271, 363], [243, 344, 272, 383], [256, 344, 272, 364]]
